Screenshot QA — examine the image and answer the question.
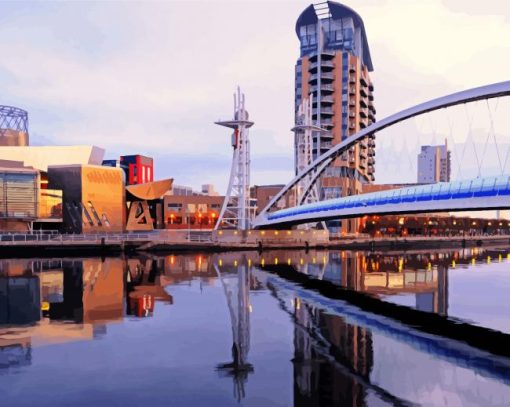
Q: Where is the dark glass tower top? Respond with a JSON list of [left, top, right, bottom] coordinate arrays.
[[295, 1, 373, 71]]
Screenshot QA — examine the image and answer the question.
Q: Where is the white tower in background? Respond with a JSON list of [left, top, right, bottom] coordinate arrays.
[[215, 87, 254, 230], [293, 94, 324, 205]]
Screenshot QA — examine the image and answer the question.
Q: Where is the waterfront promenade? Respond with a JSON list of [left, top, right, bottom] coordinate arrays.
[[0, 229, 509, 255]]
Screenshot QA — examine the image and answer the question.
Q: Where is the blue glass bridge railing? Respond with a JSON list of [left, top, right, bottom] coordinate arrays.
[[267, 175, 510, 221]]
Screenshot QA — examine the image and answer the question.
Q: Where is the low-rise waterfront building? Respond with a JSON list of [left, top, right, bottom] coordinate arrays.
[[164, 194, 224, 229], [0, 145, 105, 172], [48, 165, 125, 233], [250, 184, 295, 215]]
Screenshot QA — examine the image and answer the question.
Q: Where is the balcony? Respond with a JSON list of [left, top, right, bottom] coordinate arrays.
[[308, 61, 319, 72], [320, 106, 334, 114], [369, 83, 374, 91], [309, 73, 319, 83], [321, 96, 334, 104], [360, 76, 368, 87], [349, 86, 356, 95], [321, 72, 335, 81], [321, 118, 334, 126], [349, 122, 356, 130], [360, 99, 368, 108], [321, 60, 335, 68], [349, 112, 355, 118], [368, 157, 375, 165], [368, 148, 375, 157], [349, 98, 356, 107], [360, 110, 367, 118], [349, 76, 356, 84], [368, 94, 374, 101], [360, 87, 367, 97], [321, 83, 334, 92], [321, 50, 335, 58], [349, 64, 356, 73]]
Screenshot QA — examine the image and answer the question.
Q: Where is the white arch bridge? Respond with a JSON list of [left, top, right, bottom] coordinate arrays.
[[253, 81, 510, 229]]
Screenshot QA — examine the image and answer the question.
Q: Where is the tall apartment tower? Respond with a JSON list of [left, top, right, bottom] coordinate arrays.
[[417, 140, 451, 183], [295, 1, 375, 233]]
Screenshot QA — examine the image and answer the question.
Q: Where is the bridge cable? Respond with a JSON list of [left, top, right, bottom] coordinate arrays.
[[444, 106, 462, 181], [485, 98, 503, 175], [459, 102, 481, 178], [428, 109, 438, 147]]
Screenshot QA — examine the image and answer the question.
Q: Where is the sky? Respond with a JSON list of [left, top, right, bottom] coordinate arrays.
[[0, 0, 509, 193]]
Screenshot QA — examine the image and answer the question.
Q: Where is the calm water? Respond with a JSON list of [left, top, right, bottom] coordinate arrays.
[[1, 248, 510, 406]]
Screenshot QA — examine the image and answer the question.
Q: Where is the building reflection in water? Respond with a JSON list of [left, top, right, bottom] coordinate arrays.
[[292, 299, 375, 406], [0, 256, 177, 369], [252, 247, 510, 405], [258, 248, 452, 316], [0, 248, 509, 404]]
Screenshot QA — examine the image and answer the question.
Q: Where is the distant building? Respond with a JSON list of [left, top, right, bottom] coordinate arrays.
[[103, 155, 154, 185], [171, 185, 194, 196], [120, 155, 153, 185], [417, 141, 451, 183], [201, 184, 218, 196], [0, 105, 29, 146], [250, 185, 295, 215], [169, 184, 219, 197]]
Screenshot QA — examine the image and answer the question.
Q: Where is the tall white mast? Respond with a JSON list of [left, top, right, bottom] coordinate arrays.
[[293, 94, 324, 205], [215, 87, 254, 230]]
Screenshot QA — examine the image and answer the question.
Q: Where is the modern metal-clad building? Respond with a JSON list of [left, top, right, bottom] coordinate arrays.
[[0, 167, 38, 222], [295, 1, 375, 233], [48, 165, 125, 233]]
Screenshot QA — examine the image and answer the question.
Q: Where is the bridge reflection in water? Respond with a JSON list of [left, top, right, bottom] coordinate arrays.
[[0, 249, 509, 405]]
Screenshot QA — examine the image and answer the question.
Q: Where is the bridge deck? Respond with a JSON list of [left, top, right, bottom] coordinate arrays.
[[256, 175, 510, 227]]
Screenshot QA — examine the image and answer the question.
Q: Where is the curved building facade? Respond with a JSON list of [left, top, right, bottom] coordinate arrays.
[[295, 1, 375, 233], [0, 106, 29, 146]]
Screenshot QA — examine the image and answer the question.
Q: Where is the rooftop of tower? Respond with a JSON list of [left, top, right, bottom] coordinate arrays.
[[295, 1, 373, 71]]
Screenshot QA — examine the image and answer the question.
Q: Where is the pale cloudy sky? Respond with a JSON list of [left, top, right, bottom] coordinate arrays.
[[0, 0, 509, 192]]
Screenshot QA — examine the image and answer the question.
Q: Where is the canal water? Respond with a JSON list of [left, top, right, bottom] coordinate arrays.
[[1, 248, 510, 406]]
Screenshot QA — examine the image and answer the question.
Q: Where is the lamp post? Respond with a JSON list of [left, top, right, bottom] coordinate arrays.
[[186, 207, 191, 241], [198, 210, 203, 231]]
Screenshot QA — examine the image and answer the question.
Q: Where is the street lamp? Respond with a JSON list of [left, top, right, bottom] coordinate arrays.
[[186, 207, 191, 240]]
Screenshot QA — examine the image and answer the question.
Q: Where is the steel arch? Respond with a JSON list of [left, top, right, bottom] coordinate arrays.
[[253, 81, 510, 228]]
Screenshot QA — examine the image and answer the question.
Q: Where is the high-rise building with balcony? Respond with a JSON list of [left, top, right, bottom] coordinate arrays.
[[295, 1, 375, 233]]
